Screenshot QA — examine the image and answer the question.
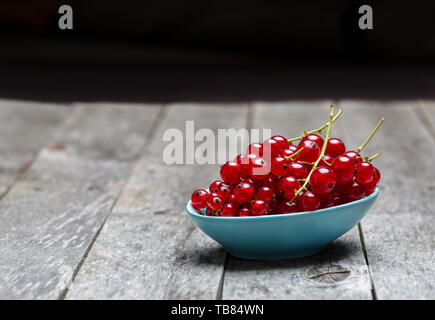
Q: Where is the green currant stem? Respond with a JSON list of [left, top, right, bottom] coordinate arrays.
[[288, 108, 343, 143], [289, 105, 335, 203], [284, 147, 305, 160], [355, 118, 384, 153], [364, 152, 382, 162]]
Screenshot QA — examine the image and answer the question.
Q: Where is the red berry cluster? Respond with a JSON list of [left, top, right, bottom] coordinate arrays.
[[191, 108, 382, 217]]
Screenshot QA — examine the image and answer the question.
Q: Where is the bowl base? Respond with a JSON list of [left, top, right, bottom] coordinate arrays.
[[226, 246, 325, 260]]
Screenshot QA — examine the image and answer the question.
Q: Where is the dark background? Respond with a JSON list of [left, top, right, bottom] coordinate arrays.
[[1, 0, 435, 102]]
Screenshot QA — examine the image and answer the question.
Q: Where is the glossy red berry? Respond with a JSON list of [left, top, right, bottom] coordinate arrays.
[[300, 134, 324, 148], [217, 184, 231, 200], [262, 138, 281, 158], [297, 140, 321, 163], [318, 194, 334, 209], [310, 167, 337, 195], [256, 185, 274, 204], [233, 181, 255, 204], [238, 207, 251, 217], [250, 157, 270, 180], [289, 145, 298, 153], [345, 181, 365, 202], [220, 161, 243, 184], [277, 200, 298, 214], [270, 156, 289, 177], [318, 154, 334, 167], [281, 148, 295, 160], [247, 143, 263, 156], [363, 180, 377, 195], [279, 176, 301, 199], [332, 155, 355, 184], [250, 200, 268, 216], [373, 167, 381, 184], [221, 203, 238, 217], [343, 151, 362, 166], [298, 191, 320, 212], [207, 193, 224, 210], [271, 135, 289, 152], [355, 162, 375, 184], [191, 189, 209, 210], [288, 161, 308, 179], [325, 138, 346, 158], [209, 180, 223, 193], [237, 153, 257, 176]]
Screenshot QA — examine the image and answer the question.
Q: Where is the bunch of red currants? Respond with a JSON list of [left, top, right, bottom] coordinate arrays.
[[190, 107, 382, 217]]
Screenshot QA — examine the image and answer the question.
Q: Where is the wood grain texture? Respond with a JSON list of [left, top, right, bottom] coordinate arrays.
[[66, 104, 248, 300], [222, 101, 373, 300], [417, 100, 435, 140], [339, 100, 435, 299], [0, 99, 70, 197], [0, 103, 161, 299]]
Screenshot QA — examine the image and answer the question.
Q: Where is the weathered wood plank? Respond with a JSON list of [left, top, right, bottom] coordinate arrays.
[[66, 104, 248, 299], [223, 101, 373, 300], [0, 99, 70, 197], [0, 103, 161, 299], [417, 100, 435, 140], [339, 100, 435, 299]]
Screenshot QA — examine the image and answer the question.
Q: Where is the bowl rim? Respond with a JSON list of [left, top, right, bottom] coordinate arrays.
[[186, 187, 379, 220]]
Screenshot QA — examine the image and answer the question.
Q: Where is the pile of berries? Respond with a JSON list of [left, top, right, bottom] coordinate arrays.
[[190, 107, 382, 217]]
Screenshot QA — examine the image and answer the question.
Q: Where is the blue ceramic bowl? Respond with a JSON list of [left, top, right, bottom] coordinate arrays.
[[186, 188, 379, 260]]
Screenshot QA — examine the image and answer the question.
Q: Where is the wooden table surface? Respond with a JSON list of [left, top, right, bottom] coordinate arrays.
[[0, 98, 433, 300]]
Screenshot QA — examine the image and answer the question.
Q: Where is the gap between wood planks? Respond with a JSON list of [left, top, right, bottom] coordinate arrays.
[[57, 105, 167, 300], [214, 102, 255, 300]]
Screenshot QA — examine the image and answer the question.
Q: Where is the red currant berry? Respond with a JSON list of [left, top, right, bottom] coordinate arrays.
[[279, 176, 301, 199], [238, 207, 251, 217], [271, 135, 289, 152], [247, 143, 263, 156], [277, 200, 298, 214], [250, 200, 268, 216], [373, 167, 381, 184], [220, 161, 243, 184], [297, 140, 321, 163], [226, 193, 237, 204], [343, 151, 362, 166], [237, 153, 257, 176], [332, 156, 355, 184], [325, 138, 346, 158], [256, 185, 274, 204], [206, 193, 224, 210], [221, 203, 238, 217], [217, 184, 231, 200], [288, 161, 308, 179], [233, 181, 255, 204], [250, 157, 270, 180], [318, 194, 334, 209], [265, 175, 281, 194], [300, 134, 324, 148], [271, 156, 289, 177], [355, 162, 375, 184], [310, 167, 337, 195], [318, 154, 334, 167], [289, 145, 298, 153], [191, 189, 209, 210], [262, 138, 281, 158], [209, 180, 223, 193], [281, 148, 295, 160], [333, 195, 344, 205], [298, 191, 320, 212], [363, 180, 377, 195], [345, 181, 365, 202]]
